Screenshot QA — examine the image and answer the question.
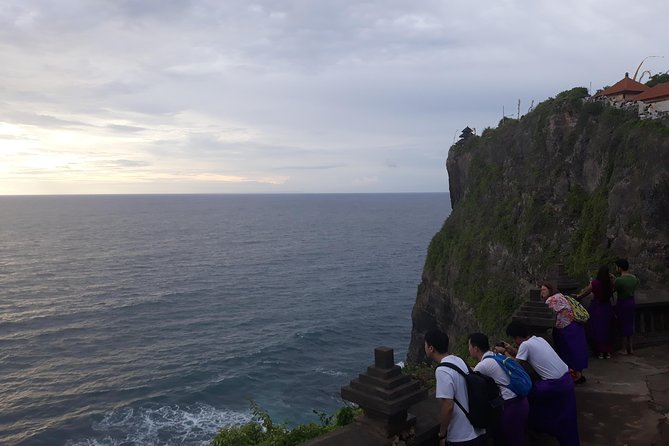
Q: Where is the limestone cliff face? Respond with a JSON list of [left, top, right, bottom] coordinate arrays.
[[407, 88, 669, 363]]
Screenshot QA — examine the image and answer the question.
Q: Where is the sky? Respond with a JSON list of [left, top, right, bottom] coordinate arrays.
[[1, 0, 667, 195]]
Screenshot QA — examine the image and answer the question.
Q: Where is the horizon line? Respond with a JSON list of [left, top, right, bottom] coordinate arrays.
[[0, 191, 450, 197]]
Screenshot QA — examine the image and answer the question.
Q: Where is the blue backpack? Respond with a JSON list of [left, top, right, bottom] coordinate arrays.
[[484, 353, 532, 397]]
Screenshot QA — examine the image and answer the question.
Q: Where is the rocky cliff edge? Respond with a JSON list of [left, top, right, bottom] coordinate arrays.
[[407, 88, 669, 363]]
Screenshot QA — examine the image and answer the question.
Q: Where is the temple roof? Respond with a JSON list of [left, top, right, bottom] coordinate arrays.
[[594, 73, 649, 98], [634, 82, 669, 102]]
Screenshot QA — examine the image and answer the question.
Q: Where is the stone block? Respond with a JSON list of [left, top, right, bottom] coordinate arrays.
[[366, 365, 402, 380], [358, 372, 410, 389], [374, 346, 395, 369], [341, 347, 427, 437]]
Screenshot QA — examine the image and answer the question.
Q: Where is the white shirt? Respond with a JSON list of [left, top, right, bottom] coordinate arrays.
[[516, 335, 568, 380], [474, 351, 517, 400], [435, 355, 486, 442]]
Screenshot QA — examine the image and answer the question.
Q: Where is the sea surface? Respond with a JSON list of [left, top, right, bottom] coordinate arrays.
[[0, 193, 450, 446]]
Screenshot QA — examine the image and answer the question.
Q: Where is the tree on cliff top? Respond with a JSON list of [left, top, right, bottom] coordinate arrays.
[[645, 72, 669, 87]]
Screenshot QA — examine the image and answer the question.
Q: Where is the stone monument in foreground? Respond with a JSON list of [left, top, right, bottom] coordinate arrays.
[[341, 347, 426, 436]]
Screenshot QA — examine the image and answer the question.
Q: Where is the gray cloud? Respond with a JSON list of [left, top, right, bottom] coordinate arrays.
[[0, 109, 92, 129], [98, 159, 152, 168], [105, 124, 147, 133], [273, 164, 348, 171], [1, 0, 667, 194]]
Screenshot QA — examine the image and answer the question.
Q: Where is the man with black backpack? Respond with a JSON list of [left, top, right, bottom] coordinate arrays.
[[424, 329, 487, 446], [468, 332, 530, 446]]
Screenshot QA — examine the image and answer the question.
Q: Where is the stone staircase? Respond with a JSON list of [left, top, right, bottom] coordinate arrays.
[[513, 264, 580, 334], [513, 288, 555, 332]]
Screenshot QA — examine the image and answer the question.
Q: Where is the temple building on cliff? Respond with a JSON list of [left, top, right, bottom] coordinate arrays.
[[635, 82, 669, 119], [594, 72, 669, 119], [593, 72, 648, 102]]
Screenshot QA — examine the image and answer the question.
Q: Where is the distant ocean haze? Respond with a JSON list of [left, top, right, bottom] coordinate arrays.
[[0, 193, 450, 446]]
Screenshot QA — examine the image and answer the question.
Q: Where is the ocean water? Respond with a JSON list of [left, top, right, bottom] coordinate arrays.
[[0, 194, 450, 446]]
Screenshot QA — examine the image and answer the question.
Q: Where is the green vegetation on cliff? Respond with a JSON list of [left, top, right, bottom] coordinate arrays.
[[645, 73, 669, 87], [408, 87, 669, 362], [211, 403, 358, 446]]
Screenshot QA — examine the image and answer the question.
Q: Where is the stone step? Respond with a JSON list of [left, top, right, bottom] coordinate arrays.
[[515, 310, 553, 319], [513, 313, 555, 324], [515, 312, 554, 322], [523, 301, 549, 309], [340, 384, 426, 416], [349, 378, 421, 401], [516, 303, 550, 311], [358, 372, 410, 390], [512, 315, 555, 328], [516, 306, 552, 315]]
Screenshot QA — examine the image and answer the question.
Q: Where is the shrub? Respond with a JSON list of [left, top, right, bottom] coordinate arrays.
[[211, 402, 361, 446]]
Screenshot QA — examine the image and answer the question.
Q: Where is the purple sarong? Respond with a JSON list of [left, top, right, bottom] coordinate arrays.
[[553, 322, 588, 371], [588, 299, 614, 353], [500, 396, 529, 446], [528, 372, 580, 446], [616, 297, 635, 337]]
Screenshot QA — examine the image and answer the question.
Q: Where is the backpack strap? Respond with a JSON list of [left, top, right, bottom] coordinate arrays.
[[482, 354, 512, 389], [437, 362, 474, 425]]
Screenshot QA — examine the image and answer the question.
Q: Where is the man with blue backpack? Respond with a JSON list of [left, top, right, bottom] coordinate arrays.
[[468, 333, 531, 446]]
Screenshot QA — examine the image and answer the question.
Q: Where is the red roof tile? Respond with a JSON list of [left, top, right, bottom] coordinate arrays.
[[633, 82, 669, 102], [594, 74, 649, 98]]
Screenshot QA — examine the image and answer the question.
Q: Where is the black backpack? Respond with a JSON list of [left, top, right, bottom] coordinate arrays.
[[438, 362, 503, 429]]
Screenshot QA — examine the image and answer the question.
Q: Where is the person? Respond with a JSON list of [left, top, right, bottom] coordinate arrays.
[[468, 333, 529, 446], [576, 265, 615, 358], [497, 321, 580, 446], [424, 329, 486, 446], [614, 258, 639, 355], [542, 282, 588, 383]]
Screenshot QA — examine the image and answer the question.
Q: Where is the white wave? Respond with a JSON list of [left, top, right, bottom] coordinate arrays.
[[64, 437, 121, 446], [65, 403, 252, 446], [314, 367, 346, 377]]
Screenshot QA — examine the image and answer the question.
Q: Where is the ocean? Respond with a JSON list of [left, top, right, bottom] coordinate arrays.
[[0, 193, 450, 446]]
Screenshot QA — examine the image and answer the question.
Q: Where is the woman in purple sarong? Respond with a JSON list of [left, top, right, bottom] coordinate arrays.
[[542, 282, 589, 384], [576, 265, 615, 358]]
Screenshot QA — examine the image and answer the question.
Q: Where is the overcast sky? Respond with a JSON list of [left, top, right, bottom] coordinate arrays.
[[1, 0, 667, 194]]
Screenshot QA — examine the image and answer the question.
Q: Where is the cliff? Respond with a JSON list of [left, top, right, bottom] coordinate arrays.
[[407, 87, 669, 363]]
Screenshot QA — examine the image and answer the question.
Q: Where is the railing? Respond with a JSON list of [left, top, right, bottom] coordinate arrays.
[[636, 302, 669, 334], [633, 290, 669, 339]]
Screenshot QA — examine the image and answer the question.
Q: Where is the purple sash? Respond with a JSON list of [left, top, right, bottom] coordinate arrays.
[[500, 396, 529, 446], [553, 322, 589, 371], [587, 299, 614, 353], [616, 297, 635, 336], [529, 373, 580, 446]]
